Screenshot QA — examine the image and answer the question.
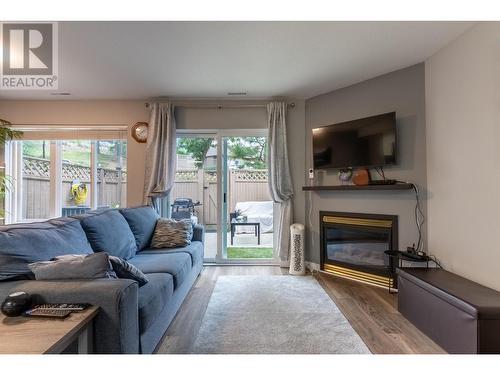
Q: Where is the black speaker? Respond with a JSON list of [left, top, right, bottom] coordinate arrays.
[[1, 291, 32, 317]]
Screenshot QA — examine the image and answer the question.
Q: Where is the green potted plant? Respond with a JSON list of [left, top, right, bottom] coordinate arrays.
[[0, 118, 23, 220]]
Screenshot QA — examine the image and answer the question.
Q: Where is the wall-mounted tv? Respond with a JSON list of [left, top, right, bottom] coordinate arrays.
[[312, 112, 397, 170]]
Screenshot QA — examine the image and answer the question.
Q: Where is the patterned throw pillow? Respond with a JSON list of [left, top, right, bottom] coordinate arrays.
[[108, 255, 149, 287], [150, 218, 193, 249]]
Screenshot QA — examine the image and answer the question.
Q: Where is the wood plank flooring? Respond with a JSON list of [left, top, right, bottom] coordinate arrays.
[[155, 266, 445, 354]]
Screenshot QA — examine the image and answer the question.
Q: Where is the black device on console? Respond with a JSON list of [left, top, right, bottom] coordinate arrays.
[[400, 246, 428, 261], [33, 303, 90, 311], [22, 303, 90, 319], [1, 292, 90, 319], [1, 291, 32, 317], [24, 308, 72, 319]]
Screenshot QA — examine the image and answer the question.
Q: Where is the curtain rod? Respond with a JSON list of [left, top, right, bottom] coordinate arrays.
[[8, 124, 128, 131], [144, 102, 296, 109]]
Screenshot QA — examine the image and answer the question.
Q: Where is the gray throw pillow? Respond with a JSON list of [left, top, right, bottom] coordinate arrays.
[[150, 218, 193, 249], [28, 252, 117, 280], [108, 255, 149, 286]]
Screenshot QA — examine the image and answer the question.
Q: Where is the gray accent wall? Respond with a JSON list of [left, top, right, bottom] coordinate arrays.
[[303, 63, 427, 264]]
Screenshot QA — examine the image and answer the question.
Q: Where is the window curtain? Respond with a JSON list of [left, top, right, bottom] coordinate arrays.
[[143, 102, 177, 214], [267, 101, 294, 266]]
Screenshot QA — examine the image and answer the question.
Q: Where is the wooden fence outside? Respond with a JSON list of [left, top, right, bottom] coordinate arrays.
[[170, 168, 271, 225], [22, 158, 270, 224], [22, 157, 127, 219]]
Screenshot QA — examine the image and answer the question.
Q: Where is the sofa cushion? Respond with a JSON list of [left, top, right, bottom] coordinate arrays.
[[78, 210, 137, 260], [0, 218, 93, 281], [119, 206, 159, 251], [141, 241, 203, 267], [128, 252, 192, 289], [29, 253, 117, 280], [138, 273, 174, 333]]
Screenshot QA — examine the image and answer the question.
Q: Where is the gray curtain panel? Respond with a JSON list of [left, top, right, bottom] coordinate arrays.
[[143, 102, 177, 211], [267, 101, 294, 264]]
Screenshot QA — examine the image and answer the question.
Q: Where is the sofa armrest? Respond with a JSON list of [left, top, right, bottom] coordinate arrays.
[[2, 278, 139, 353], [193, 224, 204, 243]]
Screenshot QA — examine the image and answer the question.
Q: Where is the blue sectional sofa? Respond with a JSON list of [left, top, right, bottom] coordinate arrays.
[[0, 206, 204, 354]]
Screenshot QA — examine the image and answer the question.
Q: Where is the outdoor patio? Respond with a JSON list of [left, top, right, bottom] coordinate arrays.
[[204, 230, 274, 260]]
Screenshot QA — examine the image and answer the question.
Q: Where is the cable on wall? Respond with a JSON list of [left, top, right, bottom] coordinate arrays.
[[394, 179, 425, 252], [411, 182, 425, 252]]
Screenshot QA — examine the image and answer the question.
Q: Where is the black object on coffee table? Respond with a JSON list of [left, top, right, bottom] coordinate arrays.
[[1, 291, 32, 317]]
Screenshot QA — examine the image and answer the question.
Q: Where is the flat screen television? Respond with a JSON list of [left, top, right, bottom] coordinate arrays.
[[312, 112, 397, 170]]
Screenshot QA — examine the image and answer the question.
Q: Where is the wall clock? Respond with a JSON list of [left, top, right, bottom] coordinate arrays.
[[131, 122, 149, 143]]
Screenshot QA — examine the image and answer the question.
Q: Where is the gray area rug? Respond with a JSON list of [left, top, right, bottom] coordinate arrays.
[[192, 275, 371, 354]]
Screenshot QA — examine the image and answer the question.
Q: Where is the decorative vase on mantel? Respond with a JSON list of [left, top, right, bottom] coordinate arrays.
[[338, 168, 353, 185]]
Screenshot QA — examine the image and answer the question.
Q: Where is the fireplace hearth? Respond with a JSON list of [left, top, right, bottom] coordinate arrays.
[[320, 211, 398, 288]]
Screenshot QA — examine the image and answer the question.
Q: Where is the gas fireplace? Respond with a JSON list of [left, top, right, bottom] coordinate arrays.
[[320, 211, 398, 288]]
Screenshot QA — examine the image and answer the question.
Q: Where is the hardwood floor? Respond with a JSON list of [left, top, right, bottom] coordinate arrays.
[[155, 265, 444, 354]]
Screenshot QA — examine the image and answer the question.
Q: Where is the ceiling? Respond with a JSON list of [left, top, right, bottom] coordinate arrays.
[[0, 21, 473, 100]]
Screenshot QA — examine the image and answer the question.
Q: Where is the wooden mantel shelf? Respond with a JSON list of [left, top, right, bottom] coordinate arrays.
[[302, 183, 413, 191]]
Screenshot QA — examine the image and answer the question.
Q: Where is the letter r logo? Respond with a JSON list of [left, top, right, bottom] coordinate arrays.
[[2, 23, 53, 75]]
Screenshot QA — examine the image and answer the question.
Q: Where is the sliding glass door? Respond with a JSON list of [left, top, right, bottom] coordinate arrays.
[[173, 134, 218, 262], [174, 130, 277, 264], [218, 133, 276, 263]]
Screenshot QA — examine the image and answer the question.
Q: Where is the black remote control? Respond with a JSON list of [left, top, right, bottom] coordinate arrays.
[[24, 308, 72, 319], [33, 303, 90, 311]]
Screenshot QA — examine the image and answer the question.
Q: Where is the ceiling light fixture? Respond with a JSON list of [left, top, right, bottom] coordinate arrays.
[[50, 92, 71, 96], [227, 92, 247, 96]]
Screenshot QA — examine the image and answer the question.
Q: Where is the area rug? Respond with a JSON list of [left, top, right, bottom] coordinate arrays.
[[192, 275, 370, 354]]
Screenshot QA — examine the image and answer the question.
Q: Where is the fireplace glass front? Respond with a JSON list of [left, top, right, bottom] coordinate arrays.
[[325, 225, 391, 271]]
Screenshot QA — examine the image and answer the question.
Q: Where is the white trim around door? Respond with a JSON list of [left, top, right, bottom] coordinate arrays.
[[177, 129, 278, 266]]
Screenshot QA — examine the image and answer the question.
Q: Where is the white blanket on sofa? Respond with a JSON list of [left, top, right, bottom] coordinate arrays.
[[234, 201, 274, 234]]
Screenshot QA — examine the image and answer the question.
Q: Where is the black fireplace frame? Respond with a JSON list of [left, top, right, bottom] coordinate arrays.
[[320, 211, 398, 281]]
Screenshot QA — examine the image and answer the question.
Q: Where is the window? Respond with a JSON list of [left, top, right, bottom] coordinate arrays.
[[62, 140, 92, 211], [97, 140, 127, 209], [20, 140, 51, 220], [5, 139, 127, 223]]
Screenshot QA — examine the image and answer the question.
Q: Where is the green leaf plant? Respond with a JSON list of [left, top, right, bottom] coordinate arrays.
[[0, 118, 23, 219]]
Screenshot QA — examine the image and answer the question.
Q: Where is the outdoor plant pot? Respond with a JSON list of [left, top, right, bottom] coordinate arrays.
[[71, 183, 88, 206]]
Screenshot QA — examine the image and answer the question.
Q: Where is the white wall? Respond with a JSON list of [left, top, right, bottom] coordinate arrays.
[[426, 22, 500, 291]]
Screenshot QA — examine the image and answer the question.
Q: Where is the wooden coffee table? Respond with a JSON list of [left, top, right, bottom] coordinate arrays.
[[0, 306, 99, 354]]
